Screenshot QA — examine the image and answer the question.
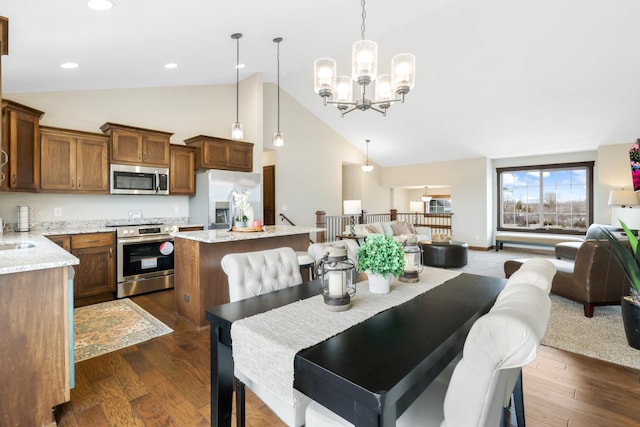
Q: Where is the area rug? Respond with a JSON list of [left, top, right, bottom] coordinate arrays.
[[449, 248, 640, 370], [541, 295, 640, 370], [74, 298, 173, 362]]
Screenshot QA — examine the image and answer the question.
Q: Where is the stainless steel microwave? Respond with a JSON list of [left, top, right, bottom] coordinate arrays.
[[110, 164, 169, 195]]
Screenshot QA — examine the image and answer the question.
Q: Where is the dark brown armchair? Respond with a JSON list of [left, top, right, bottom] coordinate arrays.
[[505, 240, 630, 317]]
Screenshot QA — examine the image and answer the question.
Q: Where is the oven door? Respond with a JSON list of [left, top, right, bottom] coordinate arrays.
[[117, 235, 175, 283]]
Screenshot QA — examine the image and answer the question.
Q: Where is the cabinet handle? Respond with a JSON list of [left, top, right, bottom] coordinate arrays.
[[77, 179, 81, 188], [138, 153, 142, 161], [12, 174, 16, 185], [109, 247, 113, 256], [143, 152, 147, 161], [86, 239, 99, 243]]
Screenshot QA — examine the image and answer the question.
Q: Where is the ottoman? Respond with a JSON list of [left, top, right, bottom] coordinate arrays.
[[420, 241, 469, 268]]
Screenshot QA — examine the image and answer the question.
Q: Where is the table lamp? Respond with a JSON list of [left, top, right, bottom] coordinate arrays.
[[343, 200, 362, 236]]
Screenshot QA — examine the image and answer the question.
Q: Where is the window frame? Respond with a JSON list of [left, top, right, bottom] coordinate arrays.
[[496, 161, 594, 234]]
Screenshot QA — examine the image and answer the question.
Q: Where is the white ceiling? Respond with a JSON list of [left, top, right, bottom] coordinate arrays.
[[2, 0, 640, 167]]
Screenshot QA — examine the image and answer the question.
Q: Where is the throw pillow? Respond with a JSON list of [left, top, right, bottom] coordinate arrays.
[[366, 224, 380, 234], [391, 221, 413, 236]]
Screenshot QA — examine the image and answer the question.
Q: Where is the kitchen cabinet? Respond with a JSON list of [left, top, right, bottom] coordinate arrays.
[[48, 234, 71, 252], [0, 17, 7, 189], [40, 126, 109, 193], [101, 122, 172, 167], [184, 134, 253, 172], [1, 99, 44, 191], [0, 266, 72, 426], [70, 232, 115, 307], [170, 144, 195, 195]]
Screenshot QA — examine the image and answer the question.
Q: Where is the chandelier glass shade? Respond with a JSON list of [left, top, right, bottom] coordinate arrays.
[[231, 33, 244, 140], [313, 0, 415, 117]]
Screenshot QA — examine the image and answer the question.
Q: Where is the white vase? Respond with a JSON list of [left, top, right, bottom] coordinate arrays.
[[367, 271, 392, 294]]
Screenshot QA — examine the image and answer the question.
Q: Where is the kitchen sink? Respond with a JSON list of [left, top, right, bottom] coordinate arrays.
[[0, 242, 36, 250]]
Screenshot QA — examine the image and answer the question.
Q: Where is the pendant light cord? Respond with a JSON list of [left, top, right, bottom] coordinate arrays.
[[235, 36, 240, 123], [276, 39, 281, 132]]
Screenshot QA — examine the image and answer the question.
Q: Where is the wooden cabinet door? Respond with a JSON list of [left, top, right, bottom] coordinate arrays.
[[170, 145, 195, 195], [201, 139, 229, 169], [111, 129, 142, 164], [228, 142, 253, 172], [72, 245, 115, 305], [41, 132, 76, 190], [142, 133, 170, 167], [72, 232, 115, 307], [76, 136, 109, 192], [5, 108, 41, 190]]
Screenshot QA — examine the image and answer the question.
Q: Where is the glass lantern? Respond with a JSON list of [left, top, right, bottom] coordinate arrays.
[[317, 246, 357, 311], [399, 235, 423, 283]]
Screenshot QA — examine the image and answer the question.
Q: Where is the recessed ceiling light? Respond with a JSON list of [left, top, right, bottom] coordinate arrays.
[[88, 0, 114, 11], [60, 62, 79, 69], [164, 63, 178, 69]]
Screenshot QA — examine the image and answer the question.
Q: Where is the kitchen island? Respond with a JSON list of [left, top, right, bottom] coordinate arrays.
[[172, 225, 322, 328], [0, 232, 79, 426]]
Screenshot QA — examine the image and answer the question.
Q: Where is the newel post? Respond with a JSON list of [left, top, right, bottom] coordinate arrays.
[[315, 210, 326, 243], [390, 209, 398, 221]]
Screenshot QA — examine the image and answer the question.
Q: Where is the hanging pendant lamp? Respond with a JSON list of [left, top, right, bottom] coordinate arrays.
[[272, 37, 284, 147], [362, 139, 373, 172], [231, 33, 244, 140], [421, 187, 431, 202]]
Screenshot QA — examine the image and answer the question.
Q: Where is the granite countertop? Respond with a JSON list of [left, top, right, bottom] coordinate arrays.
[[0, 231, 79, 275], [172, 225, 324, 243], [0, 219, 201, 275]]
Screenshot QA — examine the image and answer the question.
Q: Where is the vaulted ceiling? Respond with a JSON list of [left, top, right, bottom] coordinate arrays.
[[3, 0, 639, 167]]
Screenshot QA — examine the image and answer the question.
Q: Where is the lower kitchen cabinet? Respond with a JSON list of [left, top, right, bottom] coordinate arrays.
[[49, 232, 116, 307]]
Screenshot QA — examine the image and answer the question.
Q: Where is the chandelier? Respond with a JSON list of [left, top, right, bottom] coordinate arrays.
[[421, 187, 431, 202], [313, 0, 415, 117]]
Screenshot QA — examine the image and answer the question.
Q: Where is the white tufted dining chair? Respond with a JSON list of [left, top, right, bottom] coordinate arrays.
[[221, 247, 309, 427], [305, 258, 554, 427]]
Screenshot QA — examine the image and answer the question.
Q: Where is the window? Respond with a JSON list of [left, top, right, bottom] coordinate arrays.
[[428, 198, 451, 214], [497, 162, 594, 233]]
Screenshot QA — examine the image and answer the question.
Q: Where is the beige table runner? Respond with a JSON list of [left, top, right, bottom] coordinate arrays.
[[231, 267, 460, 406]]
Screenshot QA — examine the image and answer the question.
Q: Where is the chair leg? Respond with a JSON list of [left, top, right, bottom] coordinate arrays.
[[513, 371, 525, 426], [235, 377, 246, 427], [583, 303, 594, 318]]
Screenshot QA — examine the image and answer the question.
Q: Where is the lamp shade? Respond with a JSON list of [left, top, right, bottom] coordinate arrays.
[[608, 189, 638, 207], [343, 200, 362, 215], [410, 201, 423, 212]]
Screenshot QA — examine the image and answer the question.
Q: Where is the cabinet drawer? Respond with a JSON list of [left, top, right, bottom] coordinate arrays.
[[71, 232, 114, 249]]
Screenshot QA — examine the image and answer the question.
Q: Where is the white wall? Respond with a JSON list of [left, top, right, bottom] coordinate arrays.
[[382, 157, 492, 248]]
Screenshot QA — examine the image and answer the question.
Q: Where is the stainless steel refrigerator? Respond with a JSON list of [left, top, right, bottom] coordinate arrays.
[[189, 170, 262, 229]]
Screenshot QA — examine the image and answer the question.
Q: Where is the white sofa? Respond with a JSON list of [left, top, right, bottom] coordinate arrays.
[[345, 220, 435, 243]]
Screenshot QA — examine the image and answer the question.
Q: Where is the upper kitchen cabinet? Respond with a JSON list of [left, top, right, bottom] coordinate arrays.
[[100, 122, 172, 167], [184, 135, 253, 172], [1, 99, 44, 192], [40, 126, 109, 193], [170, 144, 195, 196]]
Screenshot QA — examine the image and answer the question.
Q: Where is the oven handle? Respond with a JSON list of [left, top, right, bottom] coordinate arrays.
[[118, 235, 174, 245]]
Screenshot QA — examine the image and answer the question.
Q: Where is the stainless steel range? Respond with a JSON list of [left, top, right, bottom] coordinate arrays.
[[113, 223, 178, 298]]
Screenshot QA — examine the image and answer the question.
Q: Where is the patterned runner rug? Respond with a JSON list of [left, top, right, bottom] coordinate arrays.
[[74, 298, 173, 362]]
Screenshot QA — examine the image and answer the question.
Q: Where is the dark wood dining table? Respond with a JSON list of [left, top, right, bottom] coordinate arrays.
[[206, 272, 505, 427]]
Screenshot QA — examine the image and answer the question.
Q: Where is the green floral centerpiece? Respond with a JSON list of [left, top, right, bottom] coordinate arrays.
[[357, 234, 405, 277]]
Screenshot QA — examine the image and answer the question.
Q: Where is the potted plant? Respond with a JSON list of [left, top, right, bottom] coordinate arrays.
[[356, 234, 405, 294], [231, 188, 251, 228], [599, 220, 640, 349]]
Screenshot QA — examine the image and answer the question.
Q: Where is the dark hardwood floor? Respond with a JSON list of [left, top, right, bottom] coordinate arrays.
[[55, 289, 640, 427]]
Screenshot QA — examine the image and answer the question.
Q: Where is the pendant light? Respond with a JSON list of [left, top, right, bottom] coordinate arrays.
[[272, 37, 284, 147], [231, 33, 244, 140], [421, 186, 432, 202], [362, 139, 373, 172]]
